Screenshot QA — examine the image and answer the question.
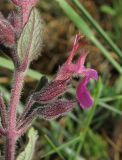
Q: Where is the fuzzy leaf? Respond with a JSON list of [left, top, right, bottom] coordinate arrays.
[[17, 127, 38, 160], [17, 8, 43, 62]]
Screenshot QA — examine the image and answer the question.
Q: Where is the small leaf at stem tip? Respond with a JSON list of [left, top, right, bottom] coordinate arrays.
[[17, 8, 43, 63]]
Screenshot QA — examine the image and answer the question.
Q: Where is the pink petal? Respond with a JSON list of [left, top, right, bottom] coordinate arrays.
[[81, 68, 98, 80], [76, 78, 93, 109], [76, 50, 88, 70], [66, 34, 87, 65]]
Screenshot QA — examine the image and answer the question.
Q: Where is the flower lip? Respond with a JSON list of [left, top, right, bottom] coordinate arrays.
[[76, 69, 98, 109], [76, 82, 93, 109]]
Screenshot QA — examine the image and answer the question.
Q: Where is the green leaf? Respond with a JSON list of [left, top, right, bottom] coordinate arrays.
[[17, 128, 38, 160], [17, 8, 43, 62]]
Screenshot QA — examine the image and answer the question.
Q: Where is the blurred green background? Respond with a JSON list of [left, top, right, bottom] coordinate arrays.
[[0, 0, 122, 159]]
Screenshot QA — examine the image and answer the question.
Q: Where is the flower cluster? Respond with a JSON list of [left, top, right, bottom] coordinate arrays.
[[18, 34, 98, 125]]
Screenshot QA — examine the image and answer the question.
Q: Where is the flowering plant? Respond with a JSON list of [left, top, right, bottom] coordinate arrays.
[[0, 0, 98, 159]]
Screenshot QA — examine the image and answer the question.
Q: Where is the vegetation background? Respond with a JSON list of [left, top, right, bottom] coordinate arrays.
[[0, 0, 122, 159]]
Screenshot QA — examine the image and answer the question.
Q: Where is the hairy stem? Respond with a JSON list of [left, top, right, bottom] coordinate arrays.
[[6, 69, 25, 160], [9, 70, 25, 130], [6, 135, 16, 160]]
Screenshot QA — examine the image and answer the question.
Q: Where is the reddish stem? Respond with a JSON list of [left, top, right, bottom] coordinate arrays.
[[9, 70, 25, 129], [6, 69, 25, 160], [6, 134, 16, 160]]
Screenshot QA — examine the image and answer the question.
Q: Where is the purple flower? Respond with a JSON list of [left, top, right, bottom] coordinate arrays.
[[17, 34, 98, 126], [24, 34, 98, 122], [55, 34, 98, 109]]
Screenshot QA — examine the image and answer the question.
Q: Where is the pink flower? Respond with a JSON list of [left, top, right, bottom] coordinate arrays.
[[29, 34, 98, 121], [55, 34, 98, 109], [19, 34, 98, 122]]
